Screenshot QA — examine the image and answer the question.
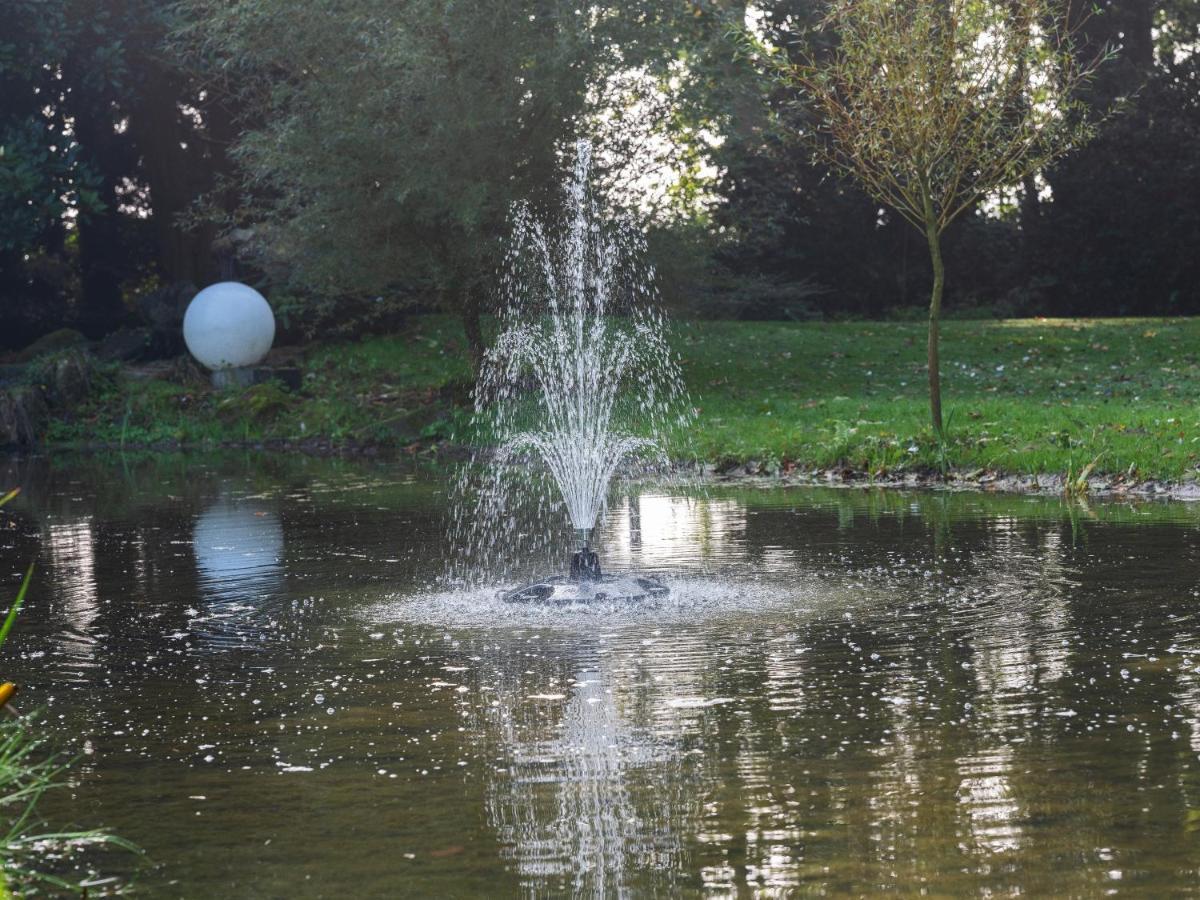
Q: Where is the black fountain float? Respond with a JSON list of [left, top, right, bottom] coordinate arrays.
[[502, 529, 668, 604]]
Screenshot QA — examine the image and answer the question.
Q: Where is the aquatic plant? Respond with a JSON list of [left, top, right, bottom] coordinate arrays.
[[0, 719, 139, 896], [0, 567, 32, 660], [0, 488, 138, 896]]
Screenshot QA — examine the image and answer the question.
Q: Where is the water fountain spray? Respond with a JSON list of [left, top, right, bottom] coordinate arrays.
[[451, 140, 690, 602]]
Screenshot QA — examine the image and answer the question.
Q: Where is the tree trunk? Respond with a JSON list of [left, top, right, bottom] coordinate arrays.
[[127, 60, 220, 287], [70, 101, 132, 338], [461, 294, 485, 375], [924, 218, 945, 436]]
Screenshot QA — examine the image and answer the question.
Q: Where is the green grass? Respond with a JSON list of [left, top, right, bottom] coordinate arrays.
[[45, 319, 474, 449], [676, 316, 1200, 481], [42, 315, 1200, 483]]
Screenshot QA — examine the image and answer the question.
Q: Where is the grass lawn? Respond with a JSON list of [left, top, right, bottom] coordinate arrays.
[[45, 315, 1200, 483], [678, 316, 1200, 482]]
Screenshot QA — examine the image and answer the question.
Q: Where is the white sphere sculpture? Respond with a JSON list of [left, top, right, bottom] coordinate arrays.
[[183, 282, 275, 373]]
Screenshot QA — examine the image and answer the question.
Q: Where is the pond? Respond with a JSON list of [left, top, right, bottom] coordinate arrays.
[[3, 453, 1200, 896]]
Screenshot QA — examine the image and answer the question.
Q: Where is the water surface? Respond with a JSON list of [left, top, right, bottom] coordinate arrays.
[[3, 454, 1200, 896]]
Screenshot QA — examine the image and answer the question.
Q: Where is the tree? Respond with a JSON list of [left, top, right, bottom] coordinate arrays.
[[0, 2, 90, 255], [1036, 0, 1200, 313], [748, 0, 1106, 433], [1, 0, 238, 344], [176, 0, 623, 366], [703, 2, 923, 318]]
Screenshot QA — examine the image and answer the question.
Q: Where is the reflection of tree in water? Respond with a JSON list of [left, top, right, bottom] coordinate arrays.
[[721, 495, 1200, 892], [13, 463, 1200, 893], [459, 498, 1200, 894], [43, 518, 100, 670], [601, 493, 746, 573]]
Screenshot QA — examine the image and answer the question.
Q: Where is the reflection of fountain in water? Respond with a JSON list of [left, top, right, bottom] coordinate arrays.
[[491, 673, 642, 893], [480, 649, 696, 896], [191, 496, 285, 649]]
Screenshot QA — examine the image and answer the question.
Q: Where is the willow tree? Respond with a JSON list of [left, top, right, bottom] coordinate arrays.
[[753, 0, 1106, 434]]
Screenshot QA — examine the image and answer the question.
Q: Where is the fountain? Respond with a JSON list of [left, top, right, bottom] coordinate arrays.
[[453, 140, 689, 603]]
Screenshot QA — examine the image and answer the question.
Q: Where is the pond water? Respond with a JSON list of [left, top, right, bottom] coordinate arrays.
[[3, 453, 1200, 897]]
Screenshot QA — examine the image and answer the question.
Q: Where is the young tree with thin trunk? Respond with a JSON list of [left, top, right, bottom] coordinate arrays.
[[746, 0, 1107, 435]]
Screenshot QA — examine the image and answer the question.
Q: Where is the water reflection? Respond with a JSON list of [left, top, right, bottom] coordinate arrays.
[[604, 494, 745, 572], [455, 488, 1200, 895], [4, 457, 1200, 895], [484, 652, 688, 895], [957, 746, 1022, 853], [43, 517, 100, 672], [191, 494, 285, 648]]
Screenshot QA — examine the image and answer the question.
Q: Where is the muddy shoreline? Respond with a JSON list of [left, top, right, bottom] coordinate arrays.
[[702, 465, 1200, 501]]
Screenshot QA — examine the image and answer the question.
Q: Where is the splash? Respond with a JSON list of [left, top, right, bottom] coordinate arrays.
[[451, 141, 690, 585]]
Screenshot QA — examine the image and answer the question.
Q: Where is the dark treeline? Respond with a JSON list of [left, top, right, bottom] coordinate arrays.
[[700, 0, 1200, 320], [1, 0, 236, 347], [2, 0, 1197, 352]]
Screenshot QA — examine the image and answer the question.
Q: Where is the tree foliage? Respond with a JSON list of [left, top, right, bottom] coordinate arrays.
[[0, 0, 236, 344], [790, 0, 1104, 233], [749, 0, 1107, 431], [177, 0, 624, 358], [1, 0, 1198, 355], [0, 2, 100, 255], [1035, 0, 1200, 312]]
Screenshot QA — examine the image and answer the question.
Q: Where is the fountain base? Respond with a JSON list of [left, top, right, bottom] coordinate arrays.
[[501, 573, 669, 605], [570, 547, 602, 579]]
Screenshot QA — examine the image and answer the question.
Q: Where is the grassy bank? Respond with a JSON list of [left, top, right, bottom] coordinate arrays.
[[681, 317, 1200, 483], [38, 315, 1200, 484]]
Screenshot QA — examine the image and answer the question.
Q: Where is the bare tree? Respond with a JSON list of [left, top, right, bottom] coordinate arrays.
[[746, 0, 1108, 434]]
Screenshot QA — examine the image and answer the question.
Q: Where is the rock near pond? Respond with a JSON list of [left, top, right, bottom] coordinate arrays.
[[11, 328, 87, 363], [28, 350, 94, 408], [96, 327, 154, 363], [0, 386, 48, 446]]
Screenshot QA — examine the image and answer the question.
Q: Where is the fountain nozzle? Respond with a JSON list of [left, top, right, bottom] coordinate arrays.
[[569, 528, 601, 580]]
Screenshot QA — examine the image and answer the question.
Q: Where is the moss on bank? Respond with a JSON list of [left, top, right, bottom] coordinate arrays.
[[34, 315, 1200, 485]]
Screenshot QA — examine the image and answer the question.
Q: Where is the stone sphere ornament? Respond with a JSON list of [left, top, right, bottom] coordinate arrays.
[[183, 282, 275, 386]]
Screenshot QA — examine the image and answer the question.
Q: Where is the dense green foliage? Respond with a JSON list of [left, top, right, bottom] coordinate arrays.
[[0, 2, 88, 255], [1034, 0, 1200, 313], [691, 0, 1200, 318], [39, 315, 1200, 483], [0, 0, 236, 346], [1, 0, 1196, 348], [176, 0, 618, 358]]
